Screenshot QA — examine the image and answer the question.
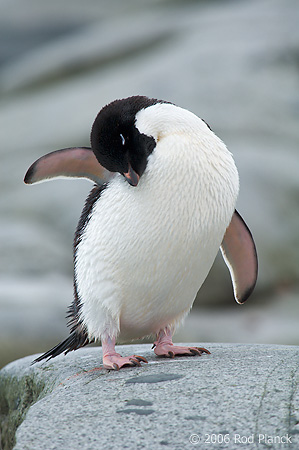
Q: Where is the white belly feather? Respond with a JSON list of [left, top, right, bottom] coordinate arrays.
[[75, 131, 239, 342]]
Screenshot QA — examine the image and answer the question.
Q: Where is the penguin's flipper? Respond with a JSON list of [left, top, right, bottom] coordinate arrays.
[[24, 147, 114, 186], [220, 210, 258, 304]]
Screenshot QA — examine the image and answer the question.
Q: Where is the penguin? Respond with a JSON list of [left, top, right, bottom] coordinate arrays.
[[24, 96, 257, 370]]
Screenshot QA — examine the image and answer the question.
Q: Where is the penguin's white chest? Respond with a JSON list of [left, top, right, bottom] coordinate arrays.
[[76, 134, 239, 341]]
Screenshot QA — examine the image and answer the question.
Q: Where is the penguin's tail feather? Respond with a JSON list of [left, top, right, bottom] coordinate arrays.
[[32, 329, 94, 365]]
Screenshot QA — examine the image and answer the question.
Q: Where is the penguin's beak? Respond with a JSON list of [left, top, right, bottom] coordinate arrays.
[[123, 164, 140, 186]]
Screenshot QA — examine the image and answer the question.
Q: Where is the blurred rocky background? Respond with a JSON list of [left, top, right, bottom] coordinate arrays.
[[0, 0, 298, 368]]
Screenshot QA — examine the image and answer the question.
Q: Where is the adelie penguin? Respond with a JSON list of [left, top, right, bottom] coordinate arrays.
[[24, 96, 258, 370]]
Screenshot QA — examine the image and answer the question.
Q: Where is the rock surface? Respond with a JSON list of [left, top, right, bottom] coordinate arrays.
[[1, 0, 299, 371], [1, 343, 299, 450]]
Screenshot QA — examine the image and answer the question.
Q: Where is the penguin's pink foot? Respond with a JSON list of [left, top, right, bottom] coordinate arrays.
[[103, 353, 148, 370], [153, 327, 210, 358], [101, 336, 148, 370], [153, 343, 210, 358]]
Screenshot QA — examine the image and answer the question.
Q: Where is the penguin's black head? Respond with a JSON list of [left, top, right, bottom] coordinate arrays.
[[90, 96, 165, 186]]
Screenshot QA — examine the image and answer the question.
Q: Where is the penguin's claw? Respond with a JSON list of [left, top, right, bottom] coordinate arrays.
[[191, 347, 211, 355], [103, 354, 148, 370], [129, 358, 141, 367], [134, 355, 148, 363]]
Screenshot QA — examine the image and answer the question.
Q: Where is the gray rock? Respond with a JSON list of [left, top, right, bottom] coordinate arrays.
[[1, 343, 299, 450]]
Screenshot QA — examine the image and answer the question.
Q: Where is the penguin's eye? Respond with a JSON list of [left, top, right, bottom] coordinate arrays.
[[120, 134, 126, 146]]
